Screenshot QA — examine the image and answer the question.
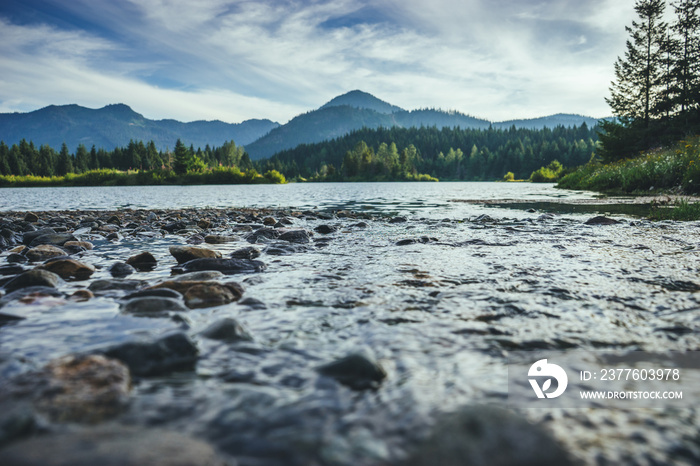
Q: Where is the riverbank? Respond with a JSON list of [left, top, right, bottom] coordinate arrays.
[[0, 167, 286, 187]]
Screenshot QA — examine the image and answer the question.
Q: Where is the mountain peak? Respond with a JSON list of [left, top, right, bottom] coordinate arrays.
[[320, 90, 404, 114]]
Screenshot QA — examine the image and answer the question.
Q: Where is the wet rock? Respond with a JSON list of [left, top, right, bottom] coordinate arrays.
[[396, 236, 436, 246], [184, 283, 243, 309], [106, 215, 121, 225], [197, 219, 212, 229], [3, 270, 63, 292], [69, 290, 94, 302], [170, 271, 225, 282], [585, 216, 622, 225], [120, 296, 188, 314], [31, 354, 131, 423], [28, 233, 77, 248], [238, 297, 267, 309], [172, 258, 266, 275], [125, 251, 157, 271], [351, 221, 369, 228], [0, 286, 63, 308], [105, 232, 121, 241], [317, 351, 386, 390], [265, 243, 308, 256], [22, 228, 56, 246], [230, 246, 261, 260], [146, 212, 159, 223], [389, 216, 408, 224], [25, 244, 66, 262], [0, 264, 25, 276], [280, 230, 312, 245], [63, 240, 94, 250], [199, 318, 253, 342], [162, 220, 189, 233], [23, 212, 39, 223], [0, 426, 229, 466], [262, 216, 277, 226], [108, 261, 135, 277], [88, 279, 147, 293], [169, 245, 222, 264], [102, 332, 198, 377], [314, 224, 338, 234], [245, 227, 280, 243], [38, 259, 95, 281], [405, 405, 574, 466], [124, 288, 184, 300], [204, 234, 238, 244], [473, 214, 497, 223]]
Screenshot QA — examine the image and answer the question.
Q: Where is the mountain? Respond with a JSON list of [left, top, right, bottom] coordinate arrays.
[[493, 113, 603, 130], [0, 104, 279, 151], [320, 89, 404, 114]]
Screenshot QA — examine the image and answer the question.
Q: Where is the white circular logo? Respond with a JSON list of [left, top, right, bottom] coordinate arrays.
[[528, 359, 568, 399]]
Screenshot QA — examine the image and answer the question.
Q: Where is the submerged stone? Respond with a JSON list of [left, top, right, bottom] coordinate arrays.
[[172, 258, 266, 275], [103, 332, 198, 377], [0, 426, 229, 466], [404, 405, 574, 466], [317, 352, 387, 390], [199, 317, 253, 342], [120, 296, 188, 314], [585, 216, 622, 225], [125, 251, 158, 271]]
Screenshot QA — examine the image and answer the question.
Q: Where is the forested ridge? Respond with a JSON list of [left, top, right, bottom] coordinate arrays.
[[257, 124, 598, 181]]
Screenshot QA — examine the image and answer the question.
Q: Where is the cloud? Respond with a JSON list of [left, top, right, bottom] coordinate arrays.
[[0, 0, 639, 122]]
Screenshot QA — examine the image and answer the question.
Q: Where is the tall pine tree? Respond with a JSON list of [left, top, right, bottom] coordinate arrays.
[[607, 0, 668, 128]]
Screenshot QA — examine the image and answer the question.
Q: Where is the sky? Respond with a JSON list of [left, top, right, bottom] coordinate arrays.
[[0, 0, 641, 124]]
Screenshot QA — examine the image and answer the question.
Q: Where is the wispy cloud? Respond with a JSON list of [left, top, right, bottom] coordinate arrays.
[[0, 0, 638, 122]]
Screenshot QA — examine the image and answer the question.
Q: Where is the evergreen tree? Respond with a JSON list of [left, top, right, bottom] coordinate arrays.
[[173, 139, 191, 174], [607, 0, 668, 127], [670, 0, 700, 117], [57, 143, 73, 176], [75, 144, 89, 173]]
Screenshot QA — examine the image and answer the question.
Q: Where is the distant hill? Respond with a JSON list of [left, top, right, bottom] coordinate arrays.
[[493, 113, 603, 130], [0, 104, 279, 151]]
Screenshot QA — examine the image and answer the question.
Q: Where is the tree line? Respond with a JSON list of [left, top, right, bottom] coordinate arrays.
[[602, 0, 700, 160], [257, 124, 598, 181], [0, 138, 255, 177]]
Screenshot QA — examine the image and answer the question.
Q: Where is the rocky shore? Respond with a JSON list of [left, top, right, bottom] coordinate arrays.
[[0, 206, 698, 464]]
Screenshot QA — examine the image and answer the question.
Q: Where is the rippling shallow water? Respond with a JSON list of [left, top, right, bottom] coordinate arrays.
[[1, 183, 699, 465]]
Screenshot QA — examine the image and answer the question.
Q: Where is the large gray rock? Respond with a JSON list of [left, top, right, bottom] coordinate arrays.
[[317, 351, 386, 390], [172, 258, 266, 275], [103, 333, 198, 377], [404, 405, 576, 466], [3, 270, 63, 292], [0, 426, 230, 465]]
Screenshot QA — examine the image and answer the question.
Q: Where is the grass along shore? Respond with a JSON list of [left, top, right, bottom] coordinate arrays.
[[0, 167, 286, 187], [557, 136, 700, 220]]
